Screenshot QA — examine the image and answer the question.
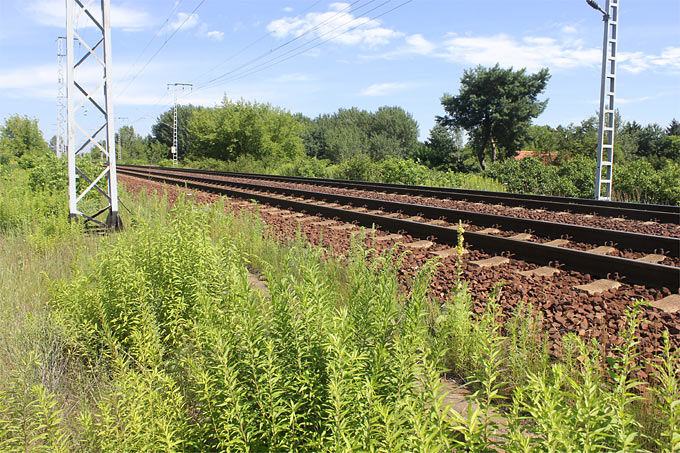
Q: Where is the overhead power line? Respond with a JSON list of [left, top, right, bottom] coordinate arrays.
[[192, 0, 328, 85], [193, 0, 380, 90], [195, 0, 413, 92], [116, 0, 206, 100], [115, 0, 185, 96]]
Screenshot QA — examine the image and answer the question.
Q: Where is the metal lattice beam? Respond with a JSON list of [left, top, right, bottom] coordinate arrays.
[[66, 0, 121, 229], [593, 0, 619, 200], [167, 83, 192, 166], [56, 37, 67, 159]]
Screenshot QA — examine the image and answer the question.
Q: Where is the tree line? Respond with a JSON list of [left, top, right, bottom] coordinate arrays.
[[1, 64, 678, 204]]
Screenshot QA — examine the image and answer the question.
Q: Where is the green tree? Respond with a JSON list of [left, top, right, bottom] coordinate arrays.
[[0, 115, 51, 166], [666, 118, 680, 136], [438, 64, 550, 169], [368, 106, 419, 159], [116, 126, 152, 163], [525, 125, 559, 153], [187, 98, 305, 164], [302, 106, 419, 163], [414, 124, 463, 170]]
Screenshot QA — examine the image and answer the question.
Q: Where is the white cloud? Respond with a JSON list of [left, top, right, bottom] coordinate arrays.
[[0, 62, 161, 101], [274, 73, 313, 82], [404, 34, 436, 55], [197, 23, 224, 41], [164, 12, 223, 41], [205, 30, 224, 40], [0, 64, 57, 90], [616, 95, 652, 105], [267, 5, 402, 48], [360, 82, 410, 96], [619, 46, 680, 73], [283, 7, 294, 13], [26, 0, 152, 31], [370, 33, 436, 59], [166, 12, 199, 33], [329, 3, 349, 12], [434, 31, 680, 76], [439, 33, 601, 71]]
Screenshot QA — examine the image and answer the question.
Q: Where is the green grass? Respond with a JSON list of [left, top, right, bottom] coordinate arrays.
[[0, 161, 677, 452]]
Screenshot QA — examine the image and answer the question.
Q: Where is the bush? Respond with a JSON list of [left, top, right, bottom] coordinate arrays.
[[484, 155, 679, 204], [615, 158, 680, 205], [485, 157, 560, 195]]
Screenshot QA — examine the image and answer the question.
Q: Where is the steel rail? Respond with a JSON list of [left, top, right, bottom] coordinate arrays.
[[119, 165, 680, 223], [119, 168, 680, 290], [121, 167, 680, 257]]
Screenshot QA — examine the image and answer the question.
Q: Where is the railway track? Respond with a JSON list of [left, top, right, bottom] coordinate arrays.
[[119, 165, 680, 292], [121, 165, 680, 224]]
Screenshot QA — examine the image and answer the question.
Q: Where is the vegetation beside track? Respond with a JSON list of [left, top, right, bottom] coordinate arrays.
[[1, 159, 678, 451]]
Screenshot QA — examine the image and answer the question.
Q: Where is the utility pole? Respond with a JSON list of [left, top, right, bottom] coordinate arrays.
[[56, 37, 66, 158], [587, 0, 619, 200], [167, 83, 192, 166], [116, 116, 128, 162], [66, 0, 122, 230]]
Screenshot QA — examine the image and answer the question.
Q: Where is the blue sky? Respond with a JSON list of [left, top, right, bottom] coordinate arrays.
[[0, 0, 678, 142]]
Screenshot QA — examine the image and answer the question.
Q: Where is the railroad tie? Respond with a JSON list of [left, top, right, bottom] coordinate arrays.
[[431, 247, 467, 258], [311, 220, 336, 227], [329, 224, 357, 231], [509, 233, 533, 241], [573, 279, 621, 295], [374, 233, 403, 242], [517, 266, 560, 278], [650, 294, 680, 314], [403, 240, 434, 250], [589, 245, 617, 255], [545, 238, 570, 247], [638, 254, 667, 264], [470, 256, 510, 268], [478, 227, 501, 235]]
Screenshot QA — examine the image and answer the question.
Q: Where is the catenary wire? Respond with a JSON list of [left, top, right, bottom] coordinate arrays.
[[116, 0, 206, 101], [194, 0, 378, 90], [114, 0, 185, 99], [191, 0, 327, 85], [195, 0, 411, 92]]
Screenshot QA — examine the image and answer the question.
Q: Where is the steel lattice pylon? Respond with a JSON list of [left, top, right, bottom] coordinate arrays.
[[66, 0, 121, 230], [594, 0, 619, 200]]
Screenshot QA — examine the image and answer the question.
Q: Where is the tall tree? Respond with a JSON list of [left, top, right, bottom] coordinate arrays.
[[0, 115, 50, 166], [666, 119, 680, 136], [415, 124, 463, 170], [438, 64, 550, 169], [302, 106, 419, 163], [187, 97, 305, 163], [115, 125, 151, 163]]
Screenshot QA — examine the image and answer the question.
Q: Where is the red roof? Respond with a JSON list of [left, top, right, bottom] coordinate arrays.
[[514, 150, 559, 163]]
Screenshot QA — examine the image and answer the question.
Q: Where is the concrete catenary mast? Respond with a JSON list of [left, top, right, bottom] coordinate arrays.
[[56, 37, 66, 159], [167, 83, 192, 166], [587, 0, 619, 200]]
